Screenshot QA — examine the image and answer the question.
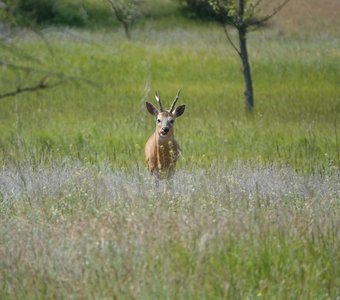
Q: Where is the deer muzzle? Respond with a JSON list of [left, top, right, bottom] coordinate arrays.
[[160, 127, 169, 136]]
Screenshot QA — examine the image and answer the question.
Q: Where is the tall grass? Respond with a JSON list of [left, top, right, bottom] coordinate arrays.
[[0, 161, 339, 299]]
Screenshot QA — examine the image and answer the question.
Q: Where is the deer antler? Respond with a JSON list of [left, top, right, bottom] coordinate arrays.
[[169, 89, 181, 113], [155, 91, 164, 112]]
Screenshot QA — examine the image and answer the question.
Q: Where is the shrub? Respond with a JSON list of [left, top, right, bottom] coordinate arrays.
[[177, 0, 228, 22], [3, 0, 89, 26]]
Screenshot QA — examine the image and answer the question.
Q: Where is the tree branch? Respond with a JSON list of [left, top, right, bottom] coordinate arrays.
[[222, 24, 242, 58], [253, 0, 263, 10], [247, 0, 290, 27], [107, 0, 126, 24], [0, 77, 63, 100], [0, 60, 100, 87]]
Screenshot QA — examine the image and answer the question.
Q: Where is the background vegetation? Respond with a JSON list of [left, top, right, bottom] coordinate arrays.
[[0, 0, 339, 299]]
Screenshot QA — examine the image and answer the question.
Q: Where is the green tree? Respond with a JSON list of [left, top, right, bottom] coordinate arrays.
[[106, 0, 143, 40], [210, 0, 289, 112]]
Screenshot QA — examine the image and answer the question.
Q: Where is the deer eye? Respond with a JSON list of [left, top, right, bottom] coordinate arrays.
[[157, 119, 161, 123], [170, 120, 174, 124]]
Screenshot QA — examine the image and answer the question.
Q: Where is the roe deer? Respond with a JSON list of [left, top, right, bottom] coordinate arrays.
[[145, 90, 186, 179]]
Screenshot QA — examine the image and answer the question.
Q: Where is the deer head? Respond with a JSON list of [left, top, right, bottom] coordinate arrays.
[[145, 90, 185, 138]]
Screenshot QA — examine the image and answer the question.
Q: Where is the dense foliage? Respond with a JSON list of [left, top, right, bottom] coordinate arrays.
[[177, 0, 229, 21], [1, 0, 112, 27]]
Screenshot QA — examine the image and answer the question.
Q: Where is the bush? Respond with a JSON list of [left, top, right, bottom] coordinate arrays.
[[52, 1, 88, 26], [177, 0, 229, 22], [10, 0, 56, 23], [3, 0, 89, 26]]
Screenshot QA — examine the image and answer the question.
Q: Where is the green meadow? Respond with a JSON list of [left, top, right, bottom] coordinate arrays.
[[0, 0, 339, 299]]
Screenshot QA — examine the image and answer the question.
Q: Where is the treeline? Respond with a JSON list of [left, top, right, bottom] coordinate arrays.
[[0, 0, 113, 27], [0, 0, 231, 28]]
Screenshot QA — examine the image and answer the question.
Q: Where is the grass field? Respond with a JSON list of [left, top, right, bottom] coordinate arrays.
[[0, 0, 339, 299]]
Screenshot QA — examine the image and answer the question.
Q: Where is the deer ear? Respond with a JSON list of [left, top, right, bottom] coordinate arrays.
[[174, 104, 185, 118], [146, 102, 158, 116]]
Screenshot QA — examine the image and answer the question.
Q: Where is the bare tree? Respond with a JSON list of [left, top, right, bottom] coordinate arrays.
[[0, 2, 62, 99], [106, 0, 143, 40], [0, 14, 97, 100], [210, 0, 290, 112], [0, 59, 98, 100]]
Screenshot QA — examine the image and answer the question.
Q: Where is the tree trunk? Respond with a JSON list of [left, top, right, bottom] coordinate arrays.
[[123, 21, 131, 40], [238, 26, 254, 112], [237, 0, 254, 112]]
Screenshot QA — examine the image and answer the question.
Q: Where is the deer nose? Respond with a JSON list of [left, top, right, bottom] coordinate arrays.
[[162, 127, 169, 133]]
